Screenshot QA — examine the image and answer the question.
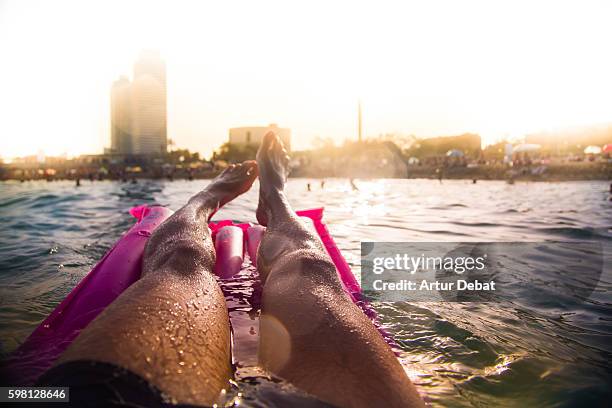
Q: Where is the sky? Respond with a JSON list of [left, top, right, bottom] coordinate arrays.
[[0, 0, 611, 159]]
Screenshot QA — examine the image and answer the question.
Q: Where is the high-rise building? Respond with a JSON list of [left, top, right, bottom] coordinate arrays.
[[131, 50, 167, 155], [110, 51, 167, 155], [110, 76, 133, 154]]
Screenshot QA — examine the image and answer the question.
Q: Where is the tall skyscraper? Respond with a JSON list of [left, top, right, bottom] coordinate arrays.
[[110, 76, 133, 154], [110, 51, 167, 155], [131, 50, 167, 155]]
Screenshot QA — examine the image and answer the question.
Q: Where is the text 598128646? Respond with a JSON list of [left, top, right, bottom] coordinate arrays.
[[0, 387, 69, 402]]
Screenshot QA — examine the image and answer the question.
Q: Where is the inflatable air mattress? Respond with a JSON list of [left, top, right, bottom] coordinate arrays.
[[5, 205, 396, 385]]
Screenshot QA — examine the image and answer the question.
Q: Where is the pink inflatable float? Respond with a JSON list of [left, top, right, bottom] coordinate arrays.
[[4, 205, 173, 385], [213, 226, 244, 278], [5, 206, 395, 385]]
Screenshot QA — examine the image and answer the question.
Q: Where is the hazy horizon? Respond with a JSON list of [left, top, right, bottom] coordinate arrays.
[[1, 0, 611, 159]]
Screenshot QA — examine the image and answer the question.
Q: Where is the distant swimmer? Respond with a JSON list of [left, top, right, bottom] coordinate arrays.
[[307, 182, 311, 192], [472, 179, 477, 184], [350, 178, 359, 191], [75, 178, 81, 187], [320, 180, 325, 189]]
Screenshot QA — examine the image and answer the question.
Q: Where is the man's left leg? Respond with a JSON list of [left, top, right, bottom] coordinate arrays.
[[53, 162, 258, 405]]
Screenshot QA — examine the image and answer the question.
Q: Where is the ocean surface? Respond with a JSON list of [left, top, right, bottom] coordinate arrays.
[[0, 178, 610, 407]]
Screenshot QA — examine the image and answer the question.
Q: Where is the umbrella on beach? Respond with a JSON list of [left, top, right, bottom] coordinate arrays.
[[446, 149, 464, 157], [584, 145, 602, 155], [603, 144, 612, 153], [512, 144, 541, 153]]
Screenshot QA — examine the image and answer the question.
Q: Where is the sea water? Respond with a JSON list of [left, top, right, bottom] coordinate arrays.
[[0, 178, 610, 407]]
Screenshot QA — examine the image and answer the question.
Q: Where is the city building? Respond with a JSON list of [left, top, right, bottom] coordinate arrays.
[[228, 124, 291, 151], [411, 133, 482, 158], [131, 50, 167, 155], [110, 76, 132, 154], [110, 51, 167, 155]]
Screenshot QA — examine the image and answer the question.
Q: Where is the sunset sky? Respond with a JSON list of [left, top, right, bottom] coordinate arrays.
[[1, 0, 611, 159]]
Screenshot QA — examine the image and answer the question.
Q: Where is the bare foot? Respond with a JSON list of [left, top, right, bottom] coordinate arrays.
[[256, 132, 290, 225], [198, 161, 258, 218]]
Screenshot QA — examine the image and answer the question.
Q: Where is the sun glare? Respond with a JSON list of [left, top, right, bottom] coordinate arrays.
[[0, 0, 611, 159]]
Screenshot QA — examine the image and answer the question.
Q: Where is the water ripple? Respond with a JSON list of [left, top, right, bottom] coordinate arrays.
[[0, 179, 610, 406]]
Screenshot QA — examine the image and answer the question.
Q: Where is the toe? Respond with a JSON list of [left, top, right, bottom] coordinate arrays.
[[242, 160, 258, 176], [236, 161, 252, 174]]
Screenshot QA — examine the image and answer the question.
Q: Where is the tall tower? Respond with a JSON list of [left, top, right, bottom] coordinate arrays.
[[358, 100, 363, 142], [131, 50, 167, 155], [110, 76, 133, 154]]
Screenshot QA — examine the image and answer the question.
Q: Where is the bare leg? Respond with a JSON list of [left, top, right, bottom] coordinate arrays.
[[256, 133, 424, 408], [56, 162, 258, 405]]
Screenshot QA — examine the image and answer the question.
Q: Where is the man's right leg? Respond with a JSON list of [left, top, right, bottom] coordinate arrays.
[[256, 133, 424, 408]]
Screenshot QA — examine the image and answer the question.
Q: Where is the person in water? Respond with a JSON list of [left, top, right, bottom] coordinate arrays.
[[38, 132, 424, 408]]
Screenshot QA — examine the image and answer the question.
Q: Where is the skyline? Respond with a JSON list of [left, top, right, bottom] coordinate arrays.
[[1, 0, 612, 159]]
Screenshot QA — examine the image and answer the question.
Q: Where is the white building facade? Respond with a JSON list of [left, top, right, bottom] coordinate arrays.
[[228, 124, 291, 151]]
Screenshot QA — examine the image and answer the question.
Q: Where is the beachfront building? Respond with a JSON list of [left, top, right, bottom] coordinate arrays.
[[415, 133, 482, 158], [131, 50, 167, 155], [228, 124, 291, 151], [109, 51, 167, 155], [110, 76, 133, 154]]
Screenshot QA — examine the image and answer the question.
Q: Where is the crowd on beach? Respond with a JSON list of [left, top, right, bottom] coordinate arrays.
[[2, 139, 611, 183]]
